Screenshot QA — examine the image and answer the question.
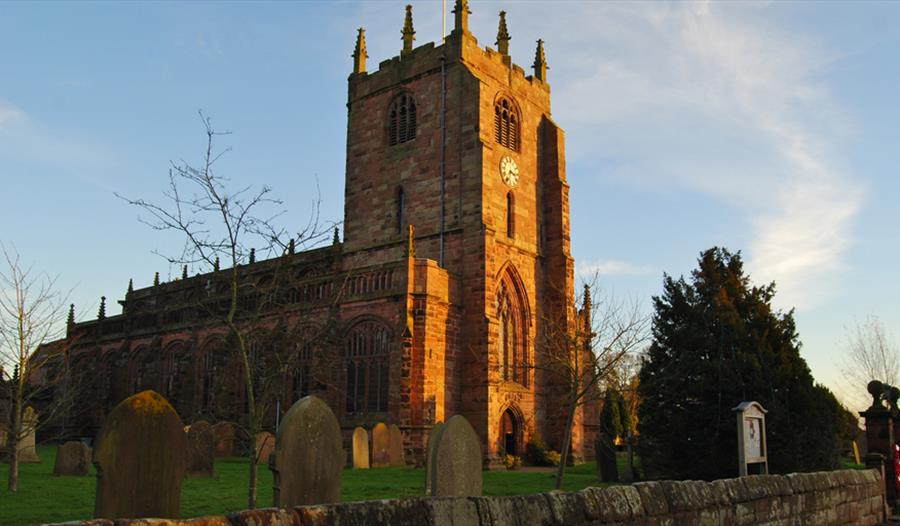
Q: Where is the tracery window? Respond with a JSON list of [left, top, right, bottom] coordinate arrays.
[[344, 320, 391, 414], [388, 93, 417, 146], [292, 328, 316, 401], [496, 269, 529, 386], [494, 97, 520, 151]]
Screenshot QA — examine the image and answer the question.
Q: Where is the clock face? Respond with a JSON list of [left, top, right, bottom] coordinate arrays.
[[500, 156, 519, 188]]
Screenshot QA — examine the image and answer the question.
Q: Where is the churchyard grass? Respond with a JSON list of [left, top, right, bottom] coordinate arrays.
[[0, 446, 627, 526]]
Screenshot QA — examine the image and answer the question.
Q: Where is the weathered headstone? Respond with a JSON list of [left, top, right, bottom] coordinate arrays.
[[186, 420, 215, 476], [352, 427, 369, 469], [53, 441, 91, 476], [424, 421, 444, 495], [16, 407, 40, 463], [389, 424, 405, 467], [428, 414, 482, 497], [212, 421, 236, 458], [371, 422, 390, 468], [255, 431, 275, 465], [270, 395, 344, 507], [93, 390, 187, 519]]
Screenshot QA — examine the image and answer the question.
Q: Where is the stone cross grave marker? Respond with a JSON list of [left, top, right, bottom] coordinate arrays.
[[186, 420, 214, 476], [389, 424, 405, 467], [53, 441, 91, 476], [270, 395, 344, 507], [428, 414, 482, 497], [424, 421, 444, 495], [371, 422, 390, 468], [352, 427, 369, 469], [93, 390, 187, 519]]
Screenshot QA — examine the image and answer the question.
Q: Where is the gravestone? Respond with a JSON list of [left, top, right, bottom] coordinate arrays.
[[15, 407, 40, 463], [352, 427, 369, 469], [93, 390, 187, 519], [371, 422, 390, 468], [256, 431, 275, 465], [428, 414, 482, 497], [53, 441, 91, 476], [186, 420, 214, 476], [270, 395, 344, 507], [389, 424, 405, 467], [424, 422, 444, 495], [212, 421, 236, 458]]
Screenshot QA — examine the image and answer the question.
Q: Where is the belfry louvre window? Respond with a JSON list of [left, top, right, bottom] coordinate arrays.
[[388, 94, 417, 146], [494, 97, 519, 151]]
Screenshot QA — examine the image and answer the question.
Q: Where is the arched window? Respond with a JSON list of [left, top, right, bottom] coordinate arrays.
[[494, 97, 520, 151], [506, 192, 515, 238], [495, 267, 530, 386], [388, 93, 417, 146], [163, 342, 193, 417], [292, 327, 316, 401], [344, 320, 391, 414]]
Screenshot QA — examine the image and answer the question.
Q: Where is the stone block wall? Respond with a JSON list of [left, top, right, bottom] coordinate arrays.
[[53, 469, 884, 526]]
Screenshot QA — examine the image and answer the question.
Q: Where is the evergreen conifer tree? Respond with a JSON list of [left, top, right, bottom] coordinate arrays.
[[637, 247, 840, 480]]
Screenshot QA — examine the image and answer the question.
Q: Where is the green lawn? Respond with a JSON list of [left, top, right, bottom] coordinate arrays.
[[0, 446, 626, 526]]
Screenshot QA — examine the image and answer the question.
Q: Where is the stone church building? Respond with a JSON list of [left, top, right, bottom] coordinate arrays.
[[56, 0, 595, 466]]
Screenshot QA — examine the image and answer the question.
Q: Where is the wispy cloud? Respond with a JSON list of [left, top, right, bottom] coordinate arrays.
[[578, 259, 655, 278], [0, 102, 25, 130], [532, 1, 862, 309]]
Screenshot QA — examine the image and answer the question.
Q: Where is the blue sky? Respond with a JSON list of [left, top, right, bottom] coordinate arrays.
[[1, 1, 898, 409]]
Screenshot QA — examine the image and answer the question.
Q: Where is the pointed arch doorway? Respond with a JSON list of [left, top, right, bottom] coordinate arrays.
[[501, 408, 522, 457]]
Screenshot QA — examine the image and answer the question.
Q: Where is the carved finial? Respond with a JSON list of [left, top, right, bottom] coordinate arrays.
[[288, 238, 295, 255], [453, 0, 470, 34], [127, 278, 133, 296], [214, 257, 220, 271], [496, 11, 510, 55], [353, 27, 368, 74], [153, 272, 160, 287], [402, 5, 416, 54], [67, 304, 75, 327], [407, 224, 416, 258], [333, 227, 340, 245], [98, 296, 106, 320], [533, 39, 548, 82], [249, 248, 256, 265], [182, 265, 188, 280]]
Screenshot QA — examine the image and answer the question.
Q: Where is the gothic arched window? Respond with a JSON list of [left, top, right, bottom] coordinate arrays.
[[344, 320, 391, 414], [292, 326, 317, 401], [388, 93, 417, 146], [494, 97, 520, 151], [495, 268, 530, 386]]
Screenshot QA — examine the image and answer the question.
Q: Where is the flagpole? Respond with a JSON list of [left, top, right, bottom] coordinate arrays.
[[442, 0, 446, 41]]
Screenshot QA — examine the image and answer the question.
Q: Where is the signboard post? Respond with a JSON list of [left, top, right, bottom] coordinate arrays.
[[733, 401, 768, 476]]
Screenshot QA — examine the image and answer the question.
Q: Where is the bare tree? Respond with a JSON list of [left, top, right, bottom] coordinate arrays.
[[0, 245, 72, 492], [841, 316, 900, 409], [536, 281, 649, 489], [117, 113, 328, 509]]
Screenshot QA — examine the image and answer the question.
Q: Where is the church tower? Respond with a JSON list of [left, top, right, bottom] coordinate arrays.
[[343, 1, 580, 464]]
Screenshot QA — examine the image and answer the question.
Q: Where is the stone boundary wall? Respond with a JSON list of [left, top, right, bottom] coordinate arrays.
[[53, 469, 884, 526]]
